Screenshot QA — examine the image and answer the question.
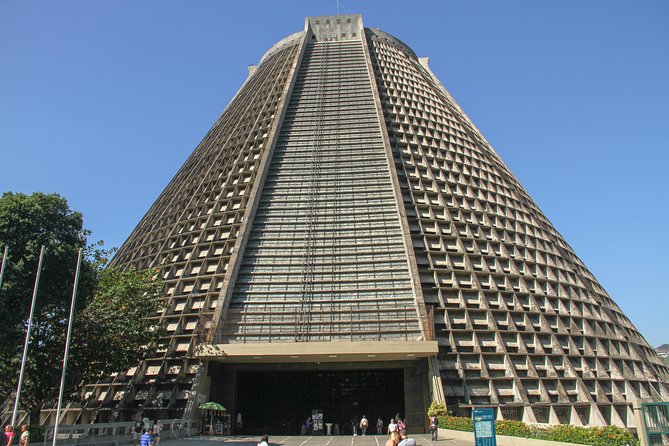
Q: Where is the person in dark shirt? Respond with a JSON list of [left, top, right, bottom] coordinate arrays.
[[132, 419, 144, 446]]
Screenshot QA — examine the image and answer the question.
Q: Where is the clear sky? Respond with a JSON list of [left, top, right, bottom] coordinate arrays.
[[1, 1, 667, 346]]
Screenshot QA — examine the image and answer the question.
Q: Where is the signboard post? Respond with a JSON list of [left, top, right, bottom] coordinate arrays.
[[312, 409, 324, 434], [473, 407, 497, 446]]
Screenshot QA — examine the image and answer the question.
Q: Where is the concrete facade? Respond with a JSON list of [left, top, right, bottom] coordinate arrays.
[[62, 14, 668, 430]]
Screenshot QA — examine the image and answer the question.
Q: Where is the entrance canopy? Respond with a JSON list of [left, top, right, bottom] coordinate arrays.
[[195, 340, 438, 363]]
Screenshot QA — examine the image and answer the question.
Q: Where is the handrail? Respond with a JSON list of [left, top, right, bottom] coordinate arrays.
[[43, 419, 201, 446]]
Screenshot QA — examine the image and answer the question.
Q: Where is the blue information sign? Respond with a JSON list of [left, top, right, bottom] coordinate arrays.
[[473, 408, 497, 446]]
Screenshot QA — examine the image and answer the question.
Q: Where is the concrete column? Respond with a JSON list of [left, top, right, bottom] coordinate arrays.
[[632, 400, 649, 446]]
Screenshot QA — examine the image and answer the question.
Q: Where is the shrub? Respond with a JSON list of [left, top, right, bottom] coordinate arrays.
[[539, 424, 640, 446], [495, 419, 533, 438], [29, 425, 45, 443], [540, 425, 596, 445], [438, 415, 473, 432], [432, 414, 640, 446]]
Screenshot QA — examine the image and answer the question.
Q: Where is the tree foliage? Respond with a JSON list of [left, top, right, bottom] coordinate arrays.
[[427, 401, 447, 418], [0, 192, 164, 423]]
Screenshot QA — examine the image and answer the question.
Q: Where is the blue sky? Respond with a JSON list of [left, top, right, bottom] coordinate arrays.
[[1, 1, 667, 346]]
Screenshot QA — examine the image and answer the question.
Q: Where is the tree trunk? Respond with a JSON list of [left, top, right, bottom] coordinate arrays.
[[29, 406, 41, 426]]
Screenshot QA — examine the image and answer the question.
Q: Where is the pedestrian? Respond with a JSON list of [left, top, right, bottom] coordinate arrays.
[[139, 429, 153, 446], [4, 426, 14, 446], [351, 417, 357, 436], [359, 415, 368, 436], [429, 416, 439, 441], [19, 425, 28, 446], [142, 416, 153, 431], [385, 431, 401, 446], [397, 417, 405, 431], [305, 417, 312, 435], [152, 420, 161, 445], [376, 417, 383, 435], [257, 434, 269, 446], [397, 429, 416, 446], [133, 418, 144, 446], [387, 418, 397, 436]]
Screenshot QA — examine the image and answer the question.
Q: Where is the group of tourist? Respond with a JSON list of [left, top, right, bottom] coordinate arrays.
[[132, 417, 161, 446], [384, 416, 407, 446], [3, 424, 29, 446], [351, 413, 405, 437], [299, 412, 438, 440]]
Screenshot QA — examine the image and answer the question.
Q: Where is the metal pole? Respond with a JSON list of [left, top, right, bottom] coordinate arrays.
[[12, 245, 45, 426], [0, 245, 8, 289], [53, 248, 83, 446]]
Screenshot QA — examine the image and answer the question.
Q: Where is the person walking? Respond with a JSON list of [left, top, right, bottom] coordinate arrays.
[[142, 417, 153, 431], [139, 429, 153, 446], [152, 420, 161, 446], [19, 425, 28, 446], [429, 416, 439, 441], [4, 426, 14, 446], [359, 415, 368, 436], [132, 418, 144, 446], [397, 429, 416, 446], [387, 418, 397, 436], [376, 417, 383, 435], [385, 430, 401, 446]]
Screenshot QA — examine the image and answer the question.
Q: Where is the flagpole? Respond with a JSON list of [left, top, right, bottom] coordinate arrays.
[[53, 248, 83, 446], [0, 245, 8, 289], [12, 245, 45, 426]]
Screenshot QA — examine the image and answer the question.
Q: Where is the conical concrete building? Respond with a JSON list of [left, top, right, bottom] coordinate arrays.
[[78, 15, 667, 430]]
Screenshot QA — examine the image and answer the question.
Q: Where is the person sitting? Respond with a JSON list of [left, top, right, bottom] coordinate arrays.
[[397, 429, 415, 446]]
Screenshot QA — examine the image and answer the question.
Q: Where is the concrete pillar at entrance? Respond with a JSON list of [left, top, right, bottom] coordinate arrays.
[[633, 399, 650, 446], [404, 361, 430, 434]]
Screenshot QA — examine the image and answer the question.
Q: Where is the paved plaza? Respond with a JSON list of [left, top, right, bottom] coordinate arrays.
[[158, 435, 473, 446]]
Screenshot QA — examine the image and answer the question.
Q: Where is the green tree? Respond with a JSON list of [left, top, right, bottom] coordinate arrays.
[[0, 192, 164, 423], [427, 401, 447, 418]]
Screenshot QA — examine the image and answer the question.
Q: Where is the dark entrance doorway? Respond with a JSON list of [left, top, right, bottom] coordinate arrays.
[[236, 368, 404, 435]]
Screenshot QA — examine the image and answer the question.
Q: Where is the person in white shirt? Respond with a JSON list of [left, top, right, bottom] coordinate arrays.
[[359, 416, 368, 436], [257, 434, 269, 446], [19, 425, 29, 446], [152, 420, 161, 445], [387, 419, 398, 435]]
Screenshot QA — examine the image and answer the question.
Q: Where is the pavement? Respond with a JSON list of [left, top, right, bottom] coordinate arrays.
[[158, 435, 474, 446]]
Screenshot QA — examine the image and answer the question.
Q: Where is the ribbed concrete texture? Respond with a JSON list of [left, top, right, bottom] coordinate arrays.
[[62, 14, 667, 429]]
